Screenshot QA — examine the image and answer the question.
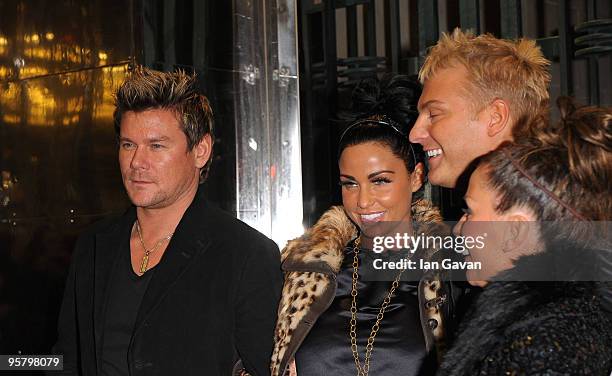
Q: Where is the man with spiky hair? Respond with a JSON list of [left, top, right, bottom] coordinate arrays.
[[53, 67, 282, 375], [410, 28, 551, 189], [410, 28, 612, 350]]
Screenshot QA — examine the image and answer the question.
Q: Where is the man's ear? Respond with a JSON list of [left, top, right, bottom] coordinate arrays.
[[485, 98, 511, 138], [411, 162, 425, 193], [193, 134, 213, 169]]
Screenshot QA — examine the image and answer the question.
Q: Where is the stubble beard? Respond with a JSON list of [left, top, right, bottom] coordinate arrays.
[[126, 184, 168, 210]]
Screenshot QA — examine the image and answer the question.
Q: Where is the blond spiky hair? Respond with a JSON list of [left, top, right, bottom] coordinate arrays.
[[113, 66, 215, 182], [419, 28, 551, 139]]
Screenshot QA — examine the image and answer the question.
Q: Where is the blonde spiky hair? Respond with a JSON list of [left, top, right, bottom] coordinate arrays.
[[419, 28, 551, 139]]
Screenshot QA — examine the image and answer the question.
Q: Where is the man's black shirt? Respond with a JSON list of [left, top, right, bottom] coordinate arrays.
[[100, 229, 153, 376]]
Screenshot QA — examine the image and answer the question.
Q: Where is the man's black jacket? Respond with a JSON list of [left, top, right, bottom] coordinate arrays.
[[53, 188, 283, 375]]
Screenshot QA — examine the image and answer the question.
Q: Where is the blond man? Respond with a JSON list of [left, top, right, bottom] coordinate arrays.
[[410, 28, 551, 188]]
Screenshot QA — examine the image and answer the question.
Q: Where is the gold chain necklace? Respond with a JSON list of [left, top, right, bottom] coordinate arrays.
[[135, 220, 174, 274], [349, 237, 408, 376]]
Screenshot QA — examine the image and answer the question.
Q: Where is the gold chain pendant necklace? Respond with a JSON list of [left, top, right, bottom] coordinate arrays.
[[135, 220, 174, 274], [349, 237, 408, 376]]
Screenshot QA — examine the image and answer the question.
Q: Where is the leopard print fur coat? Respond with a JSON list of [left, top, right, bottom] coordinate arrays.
[[270, 199, 455, 376]]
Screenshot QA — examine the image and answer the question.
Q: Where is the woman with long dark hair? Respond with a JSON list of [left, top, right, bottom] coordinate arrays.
[[270, 76, 457, 376]]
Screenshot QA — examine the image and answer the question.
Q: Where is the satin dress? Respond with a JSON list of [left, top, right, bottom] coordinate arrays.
[[295, 244, 435, 375]]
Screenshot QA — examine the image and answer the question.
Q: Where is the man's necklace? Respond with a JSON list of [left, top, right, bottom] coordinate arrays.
[[135, 220, 174, 274], [349, 236, 409, 376]]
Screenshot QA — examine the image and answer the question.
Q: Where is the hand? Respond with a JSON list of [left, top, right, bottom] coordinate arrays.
[[288, 359, 297, 376]]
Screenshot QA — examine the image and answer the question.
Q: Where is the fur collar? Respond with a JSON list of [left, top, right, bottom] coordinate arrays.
[[271, 199, 447, 376], [438, 245, 605, 375], [282, 199, 446, 273]]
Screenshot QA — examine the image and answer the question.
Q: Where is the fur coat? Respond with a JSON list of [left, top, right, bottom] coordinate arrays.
[[438, 245, 612, 375], [270, 200, 458, 376]]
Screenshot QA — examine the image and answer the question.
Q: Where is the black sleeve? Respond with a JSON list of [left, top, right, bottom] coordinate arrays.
[[234, 238, 283, 376], [50, 237, 87, 375]]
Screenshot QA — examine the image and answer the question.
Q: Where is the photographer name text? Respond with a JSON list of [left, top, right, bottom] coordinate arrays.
[[373, 258, 481, 270]]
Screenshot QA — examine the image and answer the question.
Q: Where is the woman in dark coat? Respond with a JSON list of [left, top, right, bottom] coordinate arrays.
[[439, 98, 612, 375]]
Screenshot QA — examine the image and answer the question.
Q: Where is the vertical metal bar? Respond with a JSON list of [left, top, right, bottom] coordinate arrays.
[[500, 0, 521, 38], [233, 0, 270, 228], [586, 0, 596, 20], [323, 0, 338, 112], [408, 0, 419, 57], [301, 2, 313, 135], [163, 0, 176, 70], [299, 1, 317, 226], [417, 0, 438, 62], [141, 0, 158, 68], [130, 0, 142, 65], [445, 0, 461, 32], [387, 0, 400, 72], [192, 0, 207, 69], [364, 0, 377, 56], [268, 0, 304, 245], [536, 0, 545, 37], [347, 5, 358, 56], [459, 0, 480, 33], [437, 0, 447, 32], [323, 0, 338, 222], [558, 0, 572, 96], [483, 0, 501, 36], [586, 0, 600, 105]]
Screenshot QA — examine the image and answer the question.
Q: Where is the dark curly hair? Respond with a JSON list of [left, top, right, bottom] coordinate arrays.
[[338, 75, 424, 174]]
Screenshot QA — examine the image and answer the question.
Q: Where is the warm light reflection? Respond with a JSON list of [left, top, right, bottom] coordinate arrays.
[[21, 44, 97, 66], [19, 66, 48, 77], [0, 34, 127, 127], [0, 84, 20, 118], [3, 114, 21, 124], [1, 67, 128, 127], [27, 82, 57, 126], [16, 43, 101, 71], [24, 46, 51, 60], [66, 97, 83, 114], [94, 65, 129, 124], [0, 66, 10, 79]]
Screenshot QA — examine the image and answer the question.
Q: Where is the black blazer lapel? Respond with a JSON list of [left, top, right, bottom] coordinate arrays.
[[132, 191, 212, 335], [93, 208, 136, 371]]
